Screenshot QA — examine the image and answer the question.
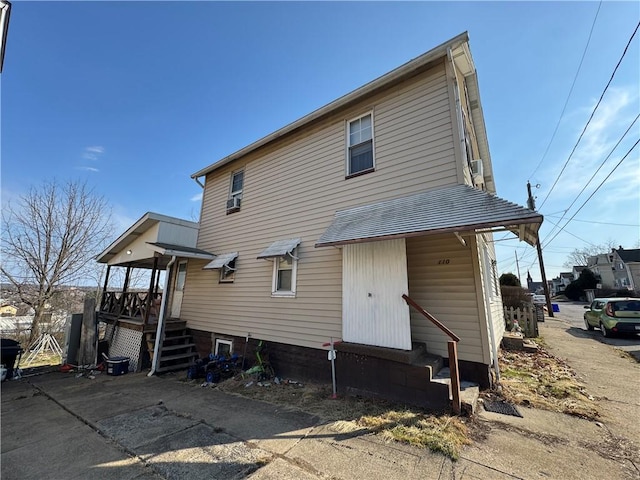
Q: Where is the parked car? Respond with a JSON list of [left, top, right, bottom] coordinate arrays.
[[532, 295, 546, 305], [583, 298, 640, 337]]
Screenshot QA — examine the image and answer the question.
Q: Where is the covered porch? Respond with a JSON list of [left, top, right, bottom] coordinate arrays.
[[316, 184, 543, 402], [96, 212, 215, 372]]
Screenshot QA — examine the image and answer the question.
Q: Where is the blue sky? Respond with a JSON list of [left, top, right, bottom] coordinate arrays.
[[2, 1, 639, 283]]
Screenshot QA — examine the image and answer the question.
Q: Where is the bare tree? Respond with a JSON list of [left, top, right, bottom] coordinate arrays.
[[1, 179, 112, 345], [562, 240, 618, 269]]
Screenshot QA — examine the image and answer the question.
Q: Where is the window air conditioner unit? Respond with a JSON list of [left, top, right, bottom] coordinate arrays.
[[226, 197, 241, 211], [470, 158, 483, 176], [470, 159, 484, 188]]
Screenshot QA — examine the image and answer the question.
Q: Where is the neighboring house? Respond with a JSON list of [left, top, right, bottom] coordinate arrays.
[[99, 32, 543, 408], [572, 265, 587, 280], [0, 304, 17, 316], [587, 252, 615, 288], [550, 272, 574, 296], [559, 273, 574, 293], [612, 247, 640, 291], [0, 315, 33, 334], [526, 271, 544, 294]]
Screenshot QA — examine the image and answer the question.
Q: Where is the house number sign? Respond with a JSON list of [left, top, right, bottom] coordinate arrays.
[[437, 259, 451, 265]]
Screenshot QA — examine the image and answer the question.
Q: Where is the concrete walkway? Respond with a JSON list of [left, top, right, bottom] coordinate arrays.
[[2, 314, 639, 479]]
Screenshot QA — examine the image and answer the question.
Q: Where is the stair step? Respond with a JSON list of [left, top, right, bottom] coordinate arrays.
[[159, 352, 198, 363], [164, 321, 187, 331], [156, 361, 195, 373], [431, 367, 480, 415], [161, 343, 196, 352], [147, 334, 191, 342]]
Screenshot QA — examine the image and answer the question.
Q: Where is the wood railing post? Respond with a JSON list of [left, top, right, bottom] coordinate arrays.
[[448, 340, 461, 415], [403, 294, 463, 415], [100, 265, 111, 312]]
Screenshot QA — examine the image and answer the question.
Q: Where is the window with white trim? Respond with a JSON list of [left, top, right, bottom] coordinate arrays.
[[215, 338, 233, 356], [219, 259, 236, 283], [272, 250, 297, 297], [347, 112, 374, 177], [226, 170, 244, 213]]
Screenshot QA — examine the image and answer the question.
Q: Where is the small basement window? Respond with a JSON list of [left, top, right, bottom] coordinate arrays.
[[215, 339, 233, 356]]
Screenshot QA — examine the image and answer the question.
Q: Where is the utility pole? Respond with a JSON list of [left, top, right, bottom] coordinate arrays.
[[515, 250, 522, 286], [527, 181, 554, 318]]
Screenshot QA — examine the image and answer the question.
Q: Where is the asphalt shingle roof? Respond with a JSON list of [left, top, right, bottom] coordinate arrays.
[[316, 184, 542, 247]]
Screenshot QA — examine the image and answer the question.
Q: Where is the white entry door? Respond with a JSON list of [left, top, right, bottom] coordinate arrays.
[[342, 239, 411, 350], [170, 261, 187, 319]]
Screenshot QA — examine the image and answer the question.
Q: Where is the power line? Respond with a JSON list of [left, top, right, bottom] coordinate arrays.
[[543, 138, 640, 249], [529, 1, 602, 180], [538, 20, 640, 210], [545, 215, 640, 227], [543, 217, 597, 247], [540, 112, 640, 245]]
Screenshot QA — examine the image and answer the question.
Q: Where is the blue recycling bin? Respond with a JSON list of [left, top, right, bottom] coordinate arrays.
[[552, 303, 560, 313]]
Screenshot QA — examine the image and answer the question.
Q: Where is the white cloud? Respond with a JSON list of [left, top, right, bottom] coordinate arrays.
[[82, 146, 105, 161], [78, 166, 99, 172], [190, 192, 203, 202]]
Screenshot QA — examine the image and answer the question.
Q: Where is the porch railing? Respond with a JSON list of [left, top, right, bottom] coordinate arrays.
[[402, 294, 462, 414], [99, 291, 162, 322]]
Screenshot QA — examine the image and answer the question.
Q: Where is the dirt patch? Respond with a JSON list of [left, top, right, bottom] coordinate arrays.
[[203, 376, 471, 460], [497, 343, 599, 420]]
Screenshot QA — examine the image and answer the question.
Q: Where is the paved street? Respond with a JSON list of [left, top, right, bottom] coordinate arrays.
[[551, 300, 640, 361]]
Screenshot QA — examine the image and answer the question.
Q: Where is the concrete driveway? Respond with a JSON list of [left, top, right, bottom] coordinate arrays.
[[2, 312, 639, 479]]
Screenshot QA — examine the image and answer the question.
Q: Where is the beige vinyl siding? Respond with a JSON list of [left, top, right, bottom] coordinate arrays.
[[108, 224, 160, 266], [181, 60, 459, 349], [406, 233, 485, 363]]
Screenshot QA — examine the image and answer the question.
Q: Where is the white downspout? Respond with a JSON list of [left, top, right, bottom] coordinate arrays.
[[485, 296, 501, 383], [148, 255, 176, 376], [481, 244, 501, 383]]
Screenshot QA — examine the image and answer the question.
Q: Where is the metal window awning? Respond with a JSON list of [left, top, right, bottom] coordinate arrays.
[[203, 252, 239, 270], [315, 184, 543, 248], [146, 242, 216, 260], [257, 238, 301, 259]]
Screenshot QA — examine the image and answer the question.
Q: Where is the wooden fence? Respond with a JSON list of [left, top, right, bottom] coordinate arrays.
[[503, 305, 542, 338]]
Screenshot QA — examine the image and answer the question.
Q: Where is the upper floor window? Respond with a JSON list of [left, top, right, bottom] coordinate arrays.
[[347, 112, 374, 177], [227, 170, 244, 213]]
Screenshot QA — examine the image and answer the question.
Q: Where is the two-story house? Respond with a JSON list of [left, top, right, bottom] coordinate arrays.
[[97, 32, 542, 408], [611, 247, 640, 291], [587, 252, 615, 289]]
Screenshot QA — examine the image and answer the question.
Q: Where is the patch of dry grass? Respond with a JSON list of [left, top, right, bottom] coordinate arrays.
[[212, 376, 470, 460], [18, 351, 62, 369], [499, 348, 599, 420]]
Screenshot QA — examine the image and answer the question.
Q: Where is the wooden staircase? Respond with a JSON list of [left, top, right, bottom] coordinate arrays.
[[145, 320, 198, 373]]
